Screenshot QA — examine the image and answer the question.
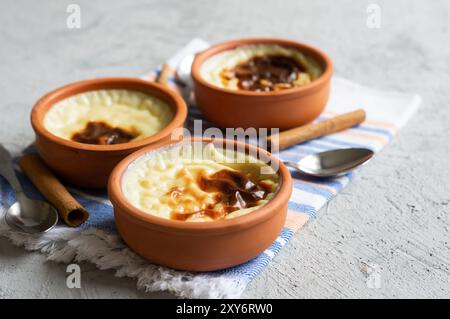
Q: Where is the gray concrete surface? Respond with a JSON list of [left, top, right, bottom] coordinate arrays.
[[0, 0, 449, 298]]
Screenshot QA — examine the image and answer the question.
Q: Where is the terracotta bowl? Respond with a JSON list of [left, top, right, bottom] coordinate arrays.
[[108, 138, 292, 271], [191, 38, 333, 130], [31, 78, 187, 188]]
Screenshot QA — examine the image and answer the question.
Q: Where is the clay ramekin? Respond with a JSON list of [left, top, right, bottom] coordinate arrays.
[[31, 78, 187, 188], [191, 38, 333, 130], [108, 138, 292, 272]]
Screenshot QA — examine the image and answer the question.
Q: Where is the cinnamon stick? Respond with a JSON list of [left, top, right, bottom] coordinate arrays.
[[267, 109, 366, 151], [156, 63, 171, 86], [19, 154, 89, 227]]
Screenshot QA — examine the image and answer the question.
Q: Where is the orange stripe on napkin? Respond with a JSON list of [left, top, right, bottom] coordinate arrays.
[[284, 211, 310, 232], [291, 176, 338, 194], [338, 130, 389, 144], [322, 110, 398, 132]]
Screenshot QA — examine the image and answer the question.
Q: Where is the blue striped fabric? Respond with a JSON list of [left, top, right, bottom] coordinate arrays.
[[0, 104, 387, 287]]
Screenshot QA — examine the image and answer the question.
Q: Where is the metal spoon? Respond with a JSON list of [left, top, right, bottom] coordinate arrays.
[[283, 148, 374, 178], [0, 145, 58, 233]]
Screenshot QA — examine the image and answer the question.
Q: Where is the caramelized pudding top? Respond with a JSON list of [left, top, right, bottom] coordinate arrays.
[[71, 121, 139, 145], [44, 89, 173, 145], [200, 44, 323, 91], [168, 168, 273, 221], [122, 142, 279, 222], [222, 55, 305, 91]]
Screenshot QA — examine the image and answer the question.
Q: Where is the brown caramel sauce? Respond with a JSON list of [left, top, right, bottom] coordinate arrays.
[[71, 121, 139, 145], [221, 55, 305, 92], [168, 169, 273, 221]]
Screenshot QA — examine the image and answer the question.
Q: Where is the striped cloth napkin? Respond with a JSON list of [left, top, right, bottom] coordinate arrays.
[[0, 39, 421, 298]]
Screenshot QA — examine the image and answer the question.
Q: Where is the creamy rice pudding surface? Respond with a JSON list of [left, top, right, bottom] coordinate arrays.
[[44, 89, 173, 145], [123, 143, 279, 222]]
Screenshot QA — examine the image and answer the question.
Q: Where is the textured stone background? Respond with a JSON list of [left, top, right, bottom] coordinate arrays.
[[0, 0, 449, 298]]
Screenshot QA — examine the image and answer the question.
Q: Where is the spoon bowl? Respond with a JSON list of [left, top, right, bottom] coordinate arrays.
[[5, 196, 58, 233], [284, 148, 374, 178]]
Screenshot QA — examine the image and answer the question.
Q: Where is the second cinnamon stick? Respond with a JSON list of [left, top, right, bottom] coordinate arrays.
[[19, 154, 89, 227], [267, 109, 366, 151], [156, 63, 171, 86]]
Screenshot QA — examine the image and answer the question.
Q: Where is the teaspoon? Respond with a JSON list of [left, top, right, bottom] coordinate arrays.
[[0, 145, 58, 233], [283, 148, 374, 178]]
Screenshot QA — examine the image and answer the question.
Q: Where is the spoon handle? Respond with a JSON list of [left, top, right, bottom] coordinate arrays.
[[267, 109, 366, 151], [0, 145, 24, 194]]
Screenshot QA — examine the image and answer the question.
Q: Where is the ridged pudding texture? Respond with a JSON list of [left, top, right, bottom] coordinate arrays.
[[44, 89, 174, 144]]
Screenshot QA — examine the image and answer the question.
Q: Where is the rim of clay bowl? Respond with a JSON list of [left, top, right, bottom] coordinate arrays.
[[31, 77, 187, 152], [191, 37, 333, 98], [108, 137, 293, 235]]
